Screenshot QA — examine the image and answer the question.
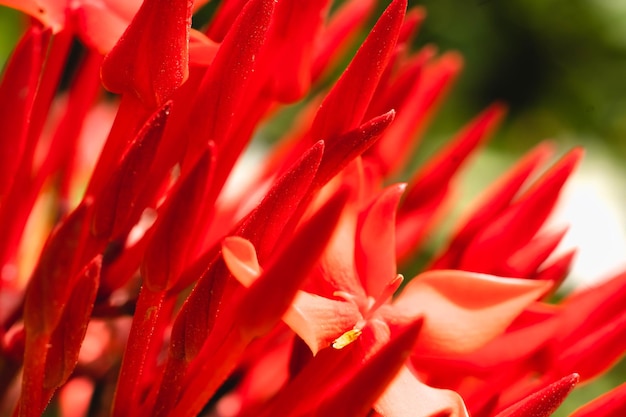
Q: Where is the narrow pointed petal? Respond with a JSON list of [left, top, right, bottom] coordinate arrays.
[[21, 232, 97, 417], [101, 0, 192, 108], [263, 0, 330, 102], [111, 287, 167, 417], [185, 0, 275, 162], [44, 256, 101, 389], [142, 148, 214, 292], [91, 103, 170, 239], [460, 148, 583, 273], [533, 249, 576, 286], [24, 202, 92, 334], [311, 0, 376, 82], [238, 141, 325, 263], [393, 270, 552, 354], [503, 226, 569, 278], [375, 367, 468, 417], [364, 45, 435, 122], [570, 382, 626, 417], [204, 0, 248, 41], [395, 103, 504, 258], [0, 27, 47, 197], [356, 183, 406, 298], [398, 7, 426, 44], [431, 142, 554, 269], [494, 373, 579, 417], [556, 270, 626, 347], [371, 52, 463, 177], [554, 309, 626, 382], [310, 0, 407, 142], [314, 110, 395, 189], [402, 103, 505, 213]]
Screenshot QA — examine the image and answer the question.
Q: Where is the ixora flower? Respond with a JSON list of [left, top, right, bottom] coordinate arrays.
[[0, 0, 624, 416]]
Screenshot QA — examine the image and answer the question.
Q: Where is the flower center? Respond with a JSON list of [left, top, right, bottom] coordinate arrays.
[[331, 274, 404, 349]]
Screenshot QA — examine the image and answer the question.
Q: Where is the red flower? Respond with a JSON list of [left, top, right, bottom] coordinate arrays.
[[0, 0, 624, 416]]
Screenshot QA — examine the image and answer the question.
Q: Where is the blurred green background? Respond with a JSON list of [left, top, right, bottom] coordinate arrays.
[[413, 0, 626, 154], [1, 0, 624, 415]]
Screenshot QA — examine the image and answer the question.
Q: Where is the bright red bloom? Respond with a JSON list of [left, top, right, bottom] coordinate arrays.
[[0, 0, 624, 416]]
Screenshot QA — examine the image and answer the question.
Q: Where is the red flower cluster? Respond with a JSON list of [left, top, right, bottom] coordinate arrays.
[[0, 0, 624, 416]]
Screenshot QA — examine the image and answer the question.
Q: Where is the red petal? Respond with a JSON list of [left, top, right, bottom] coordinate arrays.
[[570, 382, 626, 417], [24, 202, 92, 334], [314, 110, 396, 189], [430, 142, 554, 270], [532, 249, 576, 291], [394, 270, 552, 355], [460, 148, 583, 274], [111, 287, 167, 417], [285, 292, 360, 355], [262, 0, 330, 102], [141, 148, 214, 292], [395, 102, 504, 258], [101, 0, 192, 108], [0, 27, 47, 197], [557, 269, 626, 347], [311, 0, 376, 82], [553, 309, 626, 382], [494, 373, 579, 417], [73, 1, 141, 52], [403, 103, 506, 213], [398, 7, 426, 45], [91, 103, 171, 239], [237, 141, 325, 263], [364, 45, 435, 123], [204, 0, 248, 41], [222, 236, 263, 287], [309, 0, 407, 142], [184, 0, 275, 166], [371, 51, 462, 177], [44, 256, 101, 389], [503, 226, 569, 278], [356, 183, 406, 298], [374, 367, 468, 417]]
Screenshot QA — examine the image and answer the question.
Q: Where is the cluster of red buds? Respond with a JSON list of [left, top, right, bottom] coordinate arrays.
[[0, 0, 624, 416]]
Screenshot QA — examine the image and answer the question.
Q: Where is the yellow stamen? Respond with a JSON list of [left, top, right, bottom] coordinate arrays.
[[331, 328, 362, 349]]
